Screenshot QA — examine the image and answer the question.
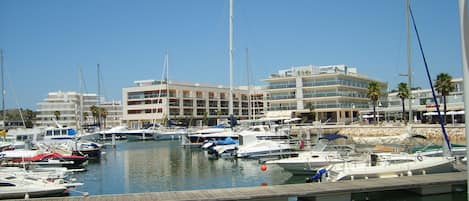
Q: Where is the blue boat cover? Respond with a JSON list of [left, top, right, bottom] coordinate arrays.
[[216, 137, 238, 145], [318, 134, 347, 141], [67, 128, 77, 135]]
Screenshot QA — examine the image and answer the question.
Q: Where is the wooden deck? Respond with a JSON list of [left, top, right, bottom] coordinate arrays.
[[20, 171, 467, 201]]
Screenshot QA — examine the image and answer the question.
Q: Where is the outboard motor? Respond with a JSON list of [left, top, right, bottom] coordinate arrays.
[[306, 168, 327, 183]]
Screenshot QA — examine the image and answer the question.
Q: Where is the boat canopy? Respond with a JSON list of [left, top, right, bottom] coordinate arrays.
[[318, 134, 348, 141]]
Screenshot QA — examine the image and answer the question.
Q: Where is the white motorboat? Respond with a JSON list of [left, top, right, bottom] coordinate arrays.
[[182, 127, 235, 148], [266, 134, 356, 174], [319, 153, 455, 182], [0, 173, 82, 199], [153, 127, 188, 141], [234, 125, 292, 158]]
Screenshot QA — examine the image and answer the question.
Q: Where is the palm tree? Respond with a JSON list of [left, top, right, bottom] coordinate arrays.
[[397, 82, 410, 123], [99, 107, 107, 128], [83, 112, 89, 123], [305, 102, 315, 123], [367, 81, 381, 124], [89, 105, 99, 124], [53, 110, 61, 121], [435, 73, 455, 123]]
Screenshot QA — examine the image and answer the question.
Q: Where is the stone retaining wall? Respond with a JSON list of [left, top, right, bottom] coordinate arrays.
[[292, 125, 466, 144]]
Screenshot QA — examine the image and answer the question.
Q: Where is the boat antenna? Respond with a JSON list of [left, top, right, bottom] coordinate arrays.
[[409, 5, 452, 154]]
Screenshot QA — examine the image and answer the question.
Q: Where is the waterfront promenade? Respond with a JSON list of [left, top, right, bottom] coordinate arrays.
[[23, 172, 466, 201]]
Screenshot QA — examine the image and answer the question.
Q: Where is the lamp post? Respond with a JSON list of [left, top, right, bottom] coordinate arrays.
[[351, 103, 355, 124], [377, 102, 382, 125]]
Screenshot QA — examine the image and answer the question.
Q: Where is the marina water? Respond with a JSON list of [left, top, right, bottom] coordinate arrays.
[[69, 140, 466, 201]]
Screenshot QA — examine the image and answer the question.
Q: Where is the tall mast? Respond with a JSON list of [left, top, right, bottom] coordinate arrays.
[[0, 49, 4, 127], [97, 64, 101, 129], [229, 0, 234, 121], [457, 0, 469, 195], [165, 49, 170, 124], [406, 0, 413, 123], [79, 67, 84, 133], [246, 48, 252, 120]]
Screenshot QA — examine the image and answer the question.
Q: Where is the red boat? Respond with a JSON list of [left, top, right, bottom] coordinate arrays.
[[10, 152, 88, 168]]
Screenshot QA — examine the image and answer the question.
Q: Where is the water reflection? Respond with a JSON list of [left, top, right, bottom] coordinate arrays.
[[72, 140, 292, 195]]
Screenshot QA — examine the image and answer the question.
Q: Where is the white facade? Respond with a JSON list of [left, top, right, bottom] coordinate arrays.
[[264, 64, 387, 123], [36, 91, 122, 129], [122, 80, 264, 128], [382, 78, 464, 123]]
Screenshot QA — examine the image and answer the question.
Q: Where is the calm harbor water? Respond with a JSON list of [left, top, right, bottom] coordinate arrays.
[[69, 140, 467, 201]]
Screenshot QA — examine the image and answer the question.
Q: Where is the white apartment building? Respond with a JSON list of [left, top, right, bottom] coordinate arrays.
[[36, 91, 122, 129], [264, 65, 387, 123], [380, 78, 464, 123], [122, 80, 264, 128]]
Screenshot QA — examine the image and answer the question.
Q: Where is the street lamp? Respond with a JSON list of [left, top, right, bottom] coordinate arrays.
[[377, 101, 382, 124], [351, 103, 355, 124]]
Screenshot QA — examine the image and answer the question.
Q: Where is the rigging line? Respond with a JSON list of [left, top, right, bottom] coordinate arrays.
[[4, 72, 25, 127], [408, 5, 452, 152], [78, 66, 88, 94], [98, 66, 107, 101]]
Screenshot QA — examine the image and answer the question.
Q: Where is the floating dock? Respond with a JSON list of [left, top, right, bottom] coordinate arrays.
[[23, 171, 467, 201]]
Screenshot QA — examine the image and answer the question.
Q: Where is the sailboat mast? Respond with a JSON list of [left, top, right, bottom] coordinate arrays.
[[246, 48, 252, 120], [406, 0, 413, 123], [0, 49, 4, 127], [97, 64, 101, 129], [457, 0, 469, 195], [228, 0, 234, 119], [165, 49, 170, 124], [79, 67, 84, 133]]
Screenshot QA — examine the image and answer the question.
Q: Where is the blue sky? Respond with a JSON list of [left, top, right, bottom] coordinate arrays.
[[0, 0, 463, 110]]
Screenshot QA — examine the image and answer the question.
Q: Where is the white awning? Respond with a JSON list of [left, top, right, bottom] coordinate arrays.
[[424, 111, 464, 116], [362, 114, 384, 118]]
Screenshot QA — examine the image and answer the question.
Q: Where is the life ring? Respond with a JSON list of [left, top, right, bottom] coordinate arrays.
[[417, 155, 423, 161]]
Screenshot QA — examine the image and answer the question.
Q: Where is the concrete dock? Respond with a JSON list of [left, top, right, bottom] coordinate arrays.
[[22, 171, 467, 201]]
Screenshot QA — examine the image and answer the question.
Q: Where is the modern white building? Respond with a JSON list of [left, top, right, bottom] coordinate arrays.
[[263, 64, 387, 123], [36, 91, 122, 129], [377, 78, 464, 123], [122, 80, 264, 128]]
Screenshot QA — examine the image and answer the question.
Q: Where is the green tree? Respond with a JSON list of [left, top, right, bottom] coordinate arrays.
[[397, 82, 410, 123], [24, 109, 35, 128], [99, 107, 107, 128], [203, 112, 208, 126], [305, 102, 315, 123], [435, 73, 455, 123], [83, 112, 89, 123], [53, 110, 61, 121], [367, 81, 381, 124], [90, 105, 99, 124]]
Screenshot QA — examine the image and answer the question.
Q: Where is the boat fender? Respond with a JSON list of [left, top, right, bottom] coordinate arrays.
[[417, 155, 423, 161]]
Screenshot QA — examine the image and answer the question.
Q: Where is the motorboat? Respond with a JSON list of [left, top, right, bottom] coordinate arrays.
[[1, 150, 88, 168], [266, 134, 356, 174], [153, 127, 188, 141], [182, 126, 235, 148], [43, 127, 77, 141], [0, 173, 82, 199], [38, 140, 103, 159], [234, 125, 292, 158], [316, 153, 455, 182]]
